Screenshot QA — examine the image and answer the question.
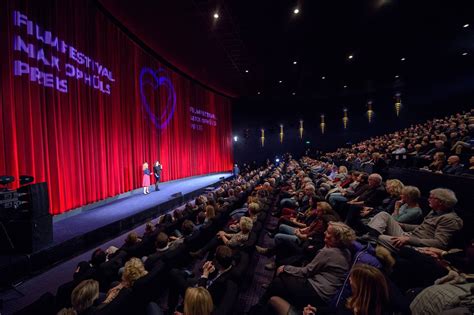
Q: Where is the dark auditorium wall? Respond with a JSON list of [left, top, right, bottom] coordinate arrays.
[[232, 74, 474, 164]]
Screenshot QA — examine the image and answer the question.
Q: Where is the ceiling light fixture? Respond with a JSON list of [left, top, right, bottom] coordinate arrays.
[[344, 85, 348, 88], [257, 91, 261, 95], [395, 75, 399, 78], [245, 69, 249, 73], [279, 80, 283, 83], [213, 12, 219, 19], [293, 61, 297, 65], [462, 52, 468, 56], [293, 8, 300, 14], [292, 92, 296, 95], [400, 57, 406, 61], [463, 23, 469, 28], [348, 54, 353, 60], [321, 76, 326, 80]]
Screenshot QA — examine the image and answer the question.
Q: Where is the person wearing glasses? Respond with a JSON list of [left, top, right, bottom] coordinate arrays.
[[363, 188, 463, 253]]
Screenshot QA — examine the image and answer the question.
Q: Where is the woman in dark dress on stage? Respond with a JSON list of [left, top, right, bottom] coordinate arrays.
[[142, 162, 151, 194]]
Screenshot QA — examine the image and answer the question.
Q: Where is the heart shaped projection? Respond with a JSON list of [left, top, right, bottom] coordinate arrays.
[[139, 67, 177, 130]]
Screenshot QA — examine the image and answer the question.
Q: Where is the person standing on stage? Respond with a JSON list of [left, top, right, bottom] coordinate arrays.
[[142, 162, 151, 194], [153, 161, 163, 191], [233, 164, 240, 177]]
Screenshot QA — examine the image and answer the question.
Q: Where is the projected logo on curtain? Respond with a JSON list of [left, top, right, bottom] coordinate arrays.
[[139, 67, 177, 130]]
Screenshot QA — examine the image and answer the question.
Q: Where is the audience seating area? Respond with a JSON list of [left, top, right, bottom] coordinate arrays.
[[14, 110, 474, 315], [325, 109, 474, 177], [15, 165, 281, 315]]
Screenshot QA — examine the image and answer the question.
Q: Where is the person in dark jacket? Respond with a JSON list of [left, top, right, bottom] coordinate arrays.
[[167, 245, 234, 312]]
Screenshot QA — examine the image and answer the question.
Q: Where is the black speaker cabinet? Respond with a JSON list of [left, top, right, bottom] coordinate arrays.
[[18, 182, 50, 218], [6, 215, 53, 253]]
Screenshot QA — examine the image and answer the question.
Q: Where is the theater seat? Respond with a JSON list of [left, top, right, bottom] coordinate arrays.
[[213, 280, 238, 315], [230, 251, 250, 284], [128, 262, 166, 313], [95, 287, 133, 315]]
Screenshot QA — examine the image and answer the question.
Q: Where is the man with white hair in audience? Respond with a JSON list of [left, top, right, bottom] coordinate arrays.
[[364, 188, 463, 252]]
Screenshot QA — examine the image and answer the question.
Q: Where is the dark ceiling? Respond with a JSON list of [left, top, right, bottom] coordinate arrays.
[[98, 0, 474, 102]]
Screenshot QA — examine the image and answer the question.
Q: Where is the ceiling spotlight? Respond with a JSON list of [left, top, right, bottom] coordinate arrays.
[[321, 76, 326, 80], [462, 52, 468, 56], [293, 8, 300, 14], [344, 85, 348, 88], [278, 80, 283, 83], [245, 69, 249, 73], [395, 75, 399, 78], [293, 61, 297, 65], [463, 23, 469, 28], [257, 91, 261, 95], [292, 92, 296, 95], [348, 54, 354, 60], [400, 57, 406, 61], [213, 12, 219, 19]]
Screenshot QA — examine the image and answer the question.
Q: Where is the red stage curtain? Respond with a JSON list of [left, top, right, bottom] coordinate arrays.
[[0, 0, 233, 214]]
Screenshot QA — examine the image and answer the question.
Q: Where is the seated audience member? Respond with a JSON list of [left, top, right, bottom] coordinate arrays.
[[366, 188, 463, 252], [179, 287, 214, 315], [90, 248, 107, 269], [58, 279, 100, 315], [121, 231, 142, 250], [257, 222, 355, 309], [257, 201, 340, 270], [463, 155, 474, 176], [191, 216, 253, 259], [327, 172, 367, 207], [103, 258, 147, 304], [105, 246, 120, 260], [168, 245, 233, 312], [350, 179, 404, 229], [392, 143, 407, 155], [73, 261, 95, 282], [371, 153, 388, 177], [172, 209, 184, 222], [172, 219, 196, 239], [426, 151, 446, 172], [144, 232, 180, 270], [268, 264, 390, 315], [204, 205, 216, 223], [195, 211, 207, 229], [272, 196, 321, 232], [346, 173, 386, 208], [143, 221, 155, 238], [229, 202, 261, 233], [425, 140, 448, 158], [391, 185, 422, 223], [410, 278, 474, 315], [442, 155, 464, 175]]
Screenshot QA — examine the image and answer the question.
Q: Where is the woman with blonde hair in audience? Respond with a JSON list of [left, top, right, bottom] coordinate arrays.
[[392, 186, 422, 223], [103, 258, 148, 304], [57, 279, 99, 315], [183, 287, 214, 315], [204, 205, 216, 222], [427, 151, 446, 172]]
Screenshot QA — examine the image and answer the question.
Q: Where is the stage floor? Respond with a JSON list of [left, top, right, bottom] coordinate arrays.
[[0, 172, 232, 314], [53, 172, 232, 245]]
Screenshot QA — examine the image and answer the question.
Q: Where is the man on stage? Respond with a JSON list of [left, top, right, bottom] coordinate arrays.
[[153, 161, 163, 191]]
